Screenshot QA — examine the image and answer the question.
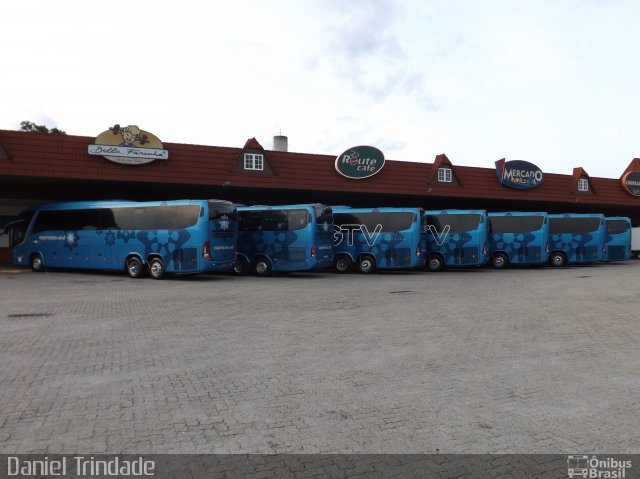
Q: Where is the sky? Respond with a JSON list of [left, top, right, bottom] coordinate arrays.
[[2, 0, 640, 178]]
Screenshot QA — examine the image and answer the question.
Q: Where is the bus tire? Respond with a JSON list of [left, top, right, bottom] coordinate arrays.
[[30, 254, 44, 272], [491, 253, 508, 269], [335, 255, 352, 273], [233, 256, 249, 275], [550, 252, 566, 267], [357, 255, 375, 274], [427, 254, 444, 272], [254, 257, 272, 277], [148, 257, 165, 280], [125, 256, 144, 278]]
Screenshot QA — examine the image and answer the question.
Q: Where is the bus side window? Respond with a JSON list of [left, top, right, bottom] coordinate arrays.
[[10, 224, 26, 247]]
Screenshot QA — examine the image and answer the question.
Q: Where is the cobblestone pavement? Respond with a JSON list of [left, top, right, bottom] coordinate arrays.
[[1, 262, 639, 454]]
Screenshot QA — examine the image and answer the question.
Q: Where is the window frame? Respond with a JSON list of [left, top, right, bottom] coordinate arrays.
[[437, 167, 452, 183], [244, 153, 264, 171], [577, 178, 589, 192]]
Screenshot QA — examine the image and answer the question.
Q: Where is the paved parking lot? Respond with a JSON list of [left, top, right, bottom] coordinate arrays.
[[1, 262, 639, 454]]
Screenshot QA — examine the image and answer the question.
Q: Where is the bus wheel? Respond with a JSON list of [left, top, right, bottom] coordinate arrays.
[[126, 257, 144, 278], [148, 258, 165, 280], [30, 254, 44, 272], [254, 258, 272, 277], [492, 253, 508, 269], [233, 257, 249, 275], [550, 252, 566, 267], [427, 254, 444, 272], [335, 255, 352, 273], [357, 255, 375, 274]]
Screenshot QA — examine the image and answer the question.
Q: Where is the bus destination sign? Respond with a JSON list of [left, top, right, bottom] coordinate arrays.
[[335, 146, 385, 179], [495, 159, 544, 190]]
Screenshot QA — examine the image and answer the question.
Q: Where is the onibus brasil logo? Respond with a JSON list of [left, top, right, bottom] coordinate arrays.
[[567, 455, 632, 478]]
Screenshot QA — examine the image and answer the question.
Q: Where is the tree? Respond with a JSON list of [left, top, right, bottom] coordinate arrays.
[[20, 121, 66, 135]]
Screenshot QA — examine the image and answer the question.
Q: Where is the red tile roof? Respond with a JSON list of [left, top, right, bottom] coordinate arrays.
[[1, 129, 639, 209]]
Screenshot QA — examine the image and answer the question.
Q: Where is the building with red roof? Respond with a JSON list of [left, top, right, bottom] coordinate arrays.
[[1, 128, 639, 264]]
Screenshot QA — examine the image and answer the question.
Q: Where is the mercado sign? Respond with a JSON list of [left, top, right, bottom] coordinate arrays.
[[335, 146, 385, 179], [621, 171, 640, 196], [495, 159, 543, 189], [88, 124, 168, 165]]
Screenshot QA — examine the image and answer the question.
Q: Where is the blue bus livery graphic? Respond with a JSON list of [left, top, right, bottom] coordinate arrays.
[[424, 210, 489, 271], [235, 204, 334, 276], [603, 217, 632, 262], [547, 213, 606, 266], [487, 212, 550, 267], [7, 199, 237, 278], [332, 207, 426, 273]]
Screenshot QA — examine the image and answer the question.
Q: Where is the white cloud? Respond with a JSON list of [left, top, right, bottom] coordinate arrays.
[[1, 0, 639, 177]]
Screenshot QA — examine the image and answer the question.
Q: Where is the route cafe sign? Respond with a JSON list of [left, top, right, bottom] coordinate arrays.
[[88, 124, 169, 165], [495, 158, 544, 189], [335, 145, 385, 179]]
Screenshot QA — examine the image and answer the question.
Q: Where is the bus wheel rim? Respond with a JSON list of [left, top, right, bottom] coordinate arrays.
[[150, 261, 162, 276], [256, 262, 267, 273], [128, 261, 140, 275], [337, 258, 348, 271], [33, 257, 42, 270]]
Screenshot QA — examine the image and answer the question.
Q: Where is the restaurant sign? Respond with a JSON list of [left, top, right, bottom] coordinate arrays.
[[622, 171, 640, 196], [88, 124, 168, 165], [335, 146, 385, 179], [495, 159, 543, 189]]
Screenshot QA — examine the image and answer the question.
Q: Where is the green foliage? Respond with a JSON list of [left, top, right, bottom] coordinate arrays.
[[20, 121, 66, 135]]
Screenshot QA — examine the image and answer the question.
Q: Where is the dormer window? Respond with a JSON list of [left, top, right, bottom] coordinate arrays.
[[438, 167, 452, 183], [578, 178, 589, 192], [244, 153, 263, 171]]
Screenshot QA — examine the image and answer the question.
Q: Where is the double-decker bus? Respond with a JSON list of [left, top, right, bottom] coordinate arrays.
[[331, 207, 426, 273], [603, 217, 632, 262], [547, 213, 606, 266], [487, 212, 550, 268], [235, 204, 334, 276], [6, 199, 237, 278], [424, 210, 488, 271]]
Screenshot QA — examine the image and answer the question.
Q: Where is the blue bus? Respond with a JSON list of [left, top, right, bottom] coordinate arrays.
[[547, 213, 606, 266], [6, 199, 237, 278], [603, 217, 632, 262], [235, 204, 334, 276], [424, 210, 489, 271], [487, 212, 550, 268], [332, 207, 426, 273]]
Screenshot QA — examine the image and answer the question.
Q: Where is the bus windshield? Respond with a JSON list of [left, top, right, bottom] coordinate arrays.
[[549, 217, 601, 234], [427, 214, 481, 233], [489, 215, 544, 233], [606, 220, 629, 234]]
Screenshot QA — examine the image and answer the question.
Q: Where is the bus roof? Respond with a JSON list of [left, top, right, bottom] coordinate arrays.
[[21, 199, 222, 212]]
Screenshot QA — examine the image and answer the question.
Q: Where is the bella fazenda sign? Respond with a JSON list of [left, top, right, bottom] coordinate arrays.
[[495, 158, 544, 189], [88, 124, 168, 165], [335, 146, 385, 179]]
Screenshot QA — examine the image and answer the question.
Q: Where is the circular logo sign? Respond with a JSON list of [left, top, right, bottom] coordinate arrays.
[[622, 171, 640, 196], [495, 159, 544, 189], [335, 146, 385, 179], [88, 124, 168, 165]]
